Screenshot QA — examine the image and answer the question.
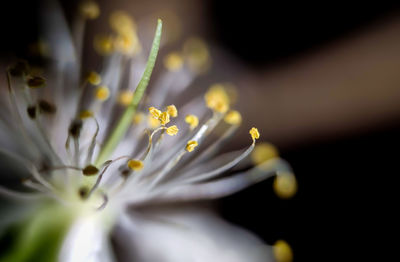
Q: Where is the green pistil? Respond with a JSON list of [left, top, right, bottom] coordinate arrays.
[[95, 19, 162, 166]]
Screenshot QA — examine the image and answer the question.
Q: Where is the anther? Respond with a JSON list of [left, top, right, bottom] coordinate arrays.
[[95, 86, 110, 101], [166, 125, 179, 136], [82, 165, 99, 176], [27, 76, 46, 88], [159, 111, 170, 125], [166, 105, 178, 117], [38, 100, 57, 114], [186, 140, 198, 152], [224, 110, 242, 125], [249, 127, 260, 141], [149, 106, 162, 119], [127, 159, 144, 171], [185, 114, 199, 130], [69, 119, 83, 138], [27, 105, 37, 119], [87, 71, 101, 85], [163, 52, 183, 72], [79, 1, 100, 20]]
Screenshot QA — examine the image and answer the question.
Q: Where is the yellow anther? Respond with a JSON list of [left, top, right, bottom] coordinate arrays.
[[95, 86, 110, 101], [149, 107, 162, 119], [87, 71, 101, 85], [273, 240, 293, 262], [166, 105, 178, 118], [185, 114, 199, 130], [249, 127, 260, 141], [166, 125, 179, 136], [163, 52, 184, 72], [79, 110, 94, 119], [94, 34, 114, 55], [114, 33, 141, 56], [204, 84, 230, 113], [273, 172, 297, 199], [127, 159, 144, 171], [109, 11, 136, 36], [79, 1, 100, 19], [118, 90, 134, 106], [186, 140, 198, 152], [132, 112, 144, 124], [159, 111, 170, 125], [148, 115, 160, 128], [183, 37, 211, 74], [224, 110, 242, 125], [251, 142, 278, 165]]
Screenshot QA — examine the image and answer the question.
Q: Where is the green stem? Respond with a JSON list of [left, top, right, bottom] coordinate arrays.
[[95, 19, 162, 166]]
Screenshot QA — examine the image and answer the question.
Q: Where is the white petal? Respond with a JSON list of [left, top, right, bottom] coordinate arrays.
[[112, 205, 274, 262]]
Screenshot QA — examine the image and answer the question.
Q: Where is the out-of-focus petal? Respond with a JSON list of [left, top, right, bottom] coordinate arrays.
[[113, 205, 274, 262]]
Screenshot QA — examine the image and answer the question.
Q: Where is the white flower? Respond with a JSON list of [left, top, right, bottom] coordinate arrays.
[[0, 1, 296, 261]]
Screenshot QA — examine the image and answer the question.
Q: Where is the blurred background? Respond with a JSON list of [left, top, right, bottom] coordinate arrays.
[[1, 0, 399, 260]]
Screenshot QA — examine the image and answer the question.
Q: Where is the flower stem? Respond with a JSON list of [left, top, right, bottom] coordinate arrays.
[[95, 19, 162, 166]]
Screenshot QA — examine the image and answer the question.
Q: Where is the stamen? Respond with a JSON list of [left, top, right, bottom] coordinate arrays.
[[27, 105, 37, 119], [82, 165, 99, 176], [93, 34, 114, 55], [132, 112, 144, 124], [27, 76, 46, 89], [38, 99, 57, 114], [224, 110, 242, 125], [79, 110, 94, 119], [185, 114, 199, 130], [251, 142, 278, 165], [204, 84, 230, 113], [118, 90, 134, 106], [159, 111, 170, 125], [166, 125, 179, 136], [166, 105, 178, 118], [149, 106, 162, 119], [87, 71, 102, 85], [95, 85, 110, 101], [249, 127, 260, 141], [79, 1, 100, 20], [273, 240, 293, 262], [186, 140, 198, 152], [273, 171, 297, 199], [183, 37, 211, 74], [163, 52, 183, 72], [127, 159, 144, 171]]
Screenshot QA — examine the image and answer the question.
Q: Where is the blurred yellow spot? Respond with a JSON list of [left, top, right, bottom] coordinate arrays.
[[148, 115, 160, 128], [159, 111, 170, 125], [273, 240, 293, 262], [118, 91, 134, 106], [166, 105, 178, 117], [87, 71, 101, 85], [185, 114, 199, 130], [94, 34, 114, 55], [109, 11, 136, 36], [249, 127, 260, 141], [251, 142, 278, 165], [273, 172, 297, 199], [114, 33, 141, 56], [183, 37, 211, 74], [205, 84, 230, 113], [164, 52, 183, 71], [79, 110, 94, 119], [166, 125, 179, 136], [224, 110, 242, 125], [79, 1, 100, 19], [186, 140, 198, 152], [133, 112, 144, 124], [95, 86, 110, 101], [149, 107, 162, 119], [127, 159, 143, 171]]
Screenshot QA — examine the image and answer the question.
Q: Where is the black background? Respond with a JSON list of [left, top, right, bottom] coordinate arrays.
[[1, 1, 399, 261]]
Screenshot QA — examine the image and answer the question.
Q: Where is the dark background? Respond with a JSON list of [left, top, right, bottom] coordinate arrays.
[[1, 1, 399, 261]]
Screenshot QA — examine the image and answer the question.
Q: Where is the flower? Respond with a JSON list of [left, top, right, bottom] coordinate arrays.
[[0, 1, 296, 262]]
